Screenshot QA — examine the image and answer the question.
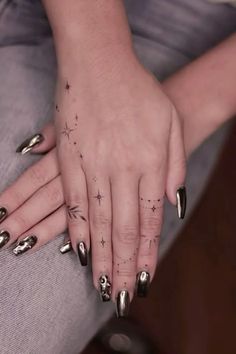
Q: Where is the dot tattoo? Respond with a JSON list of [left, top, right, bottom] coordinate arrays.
[[61, 122, 74, 139], [55, 104, 59, 112], [93, 189, 104, 206], [67, 205, 87, 222], [65, 81, 70, 91]]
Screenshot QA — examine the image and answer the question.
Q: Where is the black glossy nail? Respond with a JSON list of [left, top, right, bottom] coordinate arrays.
[[0, 230, 10, 248], [13, 235, 37, 255], [60, 240, 72, 254], [77, 241, 88, 266], [136, 271, 150, 297], [99, 275, 112, 302], [116, 290, 130, 318], [16, 133, 44, 155], [176, 186, 187, 219], [0, 207, 8, 222]]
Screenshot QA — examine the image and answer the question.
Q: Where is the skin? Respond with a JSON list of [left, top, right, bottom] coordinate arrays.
[[0, 4, 236, 304], [41, 0, 186, 301]]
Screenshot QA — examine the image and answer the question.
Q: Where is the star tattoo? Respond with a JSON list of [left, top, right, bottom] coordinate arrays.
[[93, 189, 104, 206], [61, 122, 74, 139], [151, 205, 157, 212], [100, 237, 106, 248], [67, 205, 87, 222]]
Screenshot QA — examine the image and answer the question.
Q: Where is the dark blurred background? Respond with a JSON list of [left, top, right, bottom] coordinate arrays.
[[82, 122, 236, 354]]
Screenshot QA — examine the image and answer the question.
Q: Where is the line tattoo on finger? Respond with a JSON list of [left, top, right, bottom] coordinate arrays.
[[67, 205, 87, 222]]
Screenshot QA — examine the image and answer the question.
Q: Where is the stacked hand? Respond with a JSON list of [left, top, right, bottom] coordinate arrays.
[[0, 58, 186, 317]]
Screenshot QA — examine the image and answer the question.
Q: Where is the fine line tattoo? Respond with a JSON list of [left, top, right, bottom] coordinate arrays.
[[61, 122, 74, 139], [67, 205, 87, 222], [65, 81, 70, 91], [93, 189, 104, 206]]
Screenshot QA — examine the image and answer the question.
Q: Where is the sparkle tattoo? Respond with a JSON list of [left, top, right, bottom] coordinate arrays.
[[93, 189, 104, 206], [100, 237, 106, 248], [61, 122, 74, 139], [67, 205, 87, 222]]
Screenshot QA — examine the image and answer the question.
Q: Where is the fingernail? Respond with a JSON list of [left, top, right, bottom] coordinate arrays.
[[77, 241, 88, 266], [136, 271, 150, 297], [116, 290, 130, 318], [0, 207, 8, 222], [0, 230, 10, 248], [16, 133, 44, 155], [99, 275, 112, 302], [176, 186, 187, 219], [13, 235, 37, 255], [60, 240, 72, 254]]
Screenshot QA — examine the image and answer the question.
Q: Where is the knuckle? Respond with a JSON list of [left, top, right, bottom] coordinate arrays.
[[28, 162, 47, 186], [7, 187, 25, 206], [116, 224, 138, 244], [91, 212, 111, 230], [40, 183, 63, 208]]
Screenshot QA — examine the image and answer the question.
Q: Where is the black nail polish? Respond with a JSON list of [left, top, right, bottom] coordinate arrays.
[[16, 133, 44, 155], [0, 207, 8, 223], [13, 235, 37, 255], [176, 186, 187, 219], [116, 290, 130, 318], [0, 230, 10, 248], [136, 271, 150, 297], [99, 275, 112, 302], [60, 240, 72, 254], [77, 241, 88, 266]]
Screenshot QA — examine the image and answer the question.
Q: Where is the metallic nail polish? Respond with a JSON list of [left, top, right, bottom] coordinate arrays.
[[77, 241, 88, 266], [13, 235, 37, 255], [16, 133, 44, 155], [0, 207, 8, 222], [176, 186, 187, 219], [0, 230, 10, 248], [136, 271, 150, 297], [60, 240, 72, 254], [99, 275, 112, 302], [116, 290, 130, 318]]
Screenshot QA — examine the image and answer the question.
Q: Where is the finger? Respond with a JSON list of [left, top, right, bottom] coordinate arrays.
[[87, 174, 112, 302], [0, 148, 59, 220], [16, 122, 56, 155], [166, 112, 187, 219], [137, 172, 165, 298], [111, 173, 140, 317], [60, 159, 90, 267], [0, 176, 64, 249], [12, 205, 67, 255]]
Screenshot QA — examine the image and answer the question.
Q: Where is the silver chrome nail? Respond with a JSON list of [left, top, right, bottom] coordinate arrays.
[[0, 207, 8, 222], [136, 271, 150, 297], [13, 235, 37, 255], [99, 275, 112, 302], [16, 134, 44, 155], [77, 241, 88, 266], [116, 290, 130, 318], [0, 230, 10, 248], [60, 240, 72, 254], [176, 186, 187, 219]]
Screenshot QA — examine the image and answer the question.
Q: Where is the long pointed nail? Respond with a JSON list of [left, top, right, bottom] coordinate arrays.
[[77, 241, 88, 266], [99, 275, 112, 302], [116, 290, 130, 318], [176, 186, 187, 219], [136, 271, 150, 297], [0, 207, 8, 222], [0, 230, 10, 248], [13, 235, 37, 255], [16, 133, 44, 155], [60, 240, 72, 254]]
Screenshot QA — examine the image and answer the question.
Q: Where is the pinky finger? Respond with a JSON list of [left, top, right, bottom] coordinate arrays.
[[12, 205, 67, 256], [16, 122, 56, 155]]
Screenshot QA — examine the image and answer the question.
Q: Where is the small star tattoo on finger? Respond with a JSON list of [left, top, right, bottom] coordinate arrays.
[[100, 237, 106, 248], [93, 189, 104, 206]]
